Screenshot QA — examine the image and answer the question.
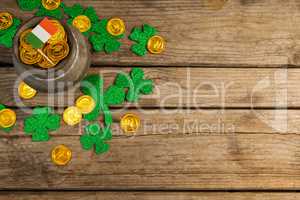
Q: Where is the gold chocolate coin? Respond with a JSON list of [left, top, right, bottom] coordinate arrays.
[[75, 95, 95, 114], [18, 81, 37, 99], [44, 41, 69, 61], [63, 106, 82, 126], [72, 15, 91, 33], [51, 144, 72, 166], [19, 29, 33, 49], [48, 20, 66, 44], [107, 17, 125, 36], [120, 113, 140, 134], [42, 0, 61, 10], [147, 35, 166, 54], [37, 56, 58, 69], [0, 12, 13, 31], [0, 109, 16, 128], [20, 48, 42, 65]]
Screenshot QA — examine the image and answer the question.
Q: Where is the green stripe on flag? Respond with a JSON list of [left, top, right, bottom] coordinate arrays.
[[26, 32, 44, 49]]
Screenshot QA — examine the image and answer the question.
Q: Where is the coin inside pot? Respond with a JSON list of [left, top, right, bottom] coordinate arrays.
[[12, 17, 91, 93]]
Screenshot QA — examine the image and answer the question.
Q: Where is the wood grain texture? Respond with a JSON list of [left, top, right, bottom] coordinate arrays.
[[0, 67, 298, 108], [0, 133, 300, 189], [2, 0, 300, 66], [0, 192, 300, 200], [1, 0, 300, 194], [4, 108, 300, 137]]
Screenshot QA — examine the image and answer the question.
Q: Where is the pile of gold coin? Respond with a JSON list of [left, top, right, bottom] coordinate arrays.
[[19, 19, 69, 69]]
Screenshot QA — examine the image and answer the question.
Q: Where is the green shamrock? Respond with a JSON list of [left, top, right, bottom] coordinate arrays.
[[0, 18, 21, 48], [80, 74, 104, 121], [17, 0, 40, 11], [63, 3, 99, 36], [80, 123, 112, 154], [115, 68, 154, 102], [104, 85, 125, 105], [89, 19, 124, 54], [80, 74, 114, 126], [102, 104, 113, 127], [0, 104, 15, 133], [35, 5, 64, 20], [17, 0, 63, 19], [128, 24, 157, 56], [24, 107, 61, 142]]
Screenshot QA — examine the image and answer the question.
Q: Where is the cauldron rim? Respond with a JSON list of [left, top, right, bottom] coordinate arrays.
[[12, 17, 91, 93]]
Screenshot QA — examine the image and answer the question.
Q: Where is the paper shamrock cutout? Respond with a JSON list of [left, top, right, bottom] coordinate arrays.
[[104, 85, 125, 105], [115, 68, 154, 102], [63, 3, 99, 36], [80, 74, 104, 121], [0, 18, 21, 48], [102, 104, 113, 127], [89, 19, 124, 54], [0, 104, 15, 133], [128, 24, 157, 56], [35, 5, 64, 20], [17, 0, 40, 11], [17, 0, 63, 19], [80, 74, 114, 126], [24, 107, 61, 142], [80, 123, 112, 154]]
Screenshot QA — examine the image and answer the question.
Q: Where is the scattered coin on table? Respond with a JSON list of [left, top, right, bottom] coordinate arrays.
[[147, 35, 166, 54], [120, 113, 141, 134], [0, 108, 16, 128], [51, 144, 72, 166]]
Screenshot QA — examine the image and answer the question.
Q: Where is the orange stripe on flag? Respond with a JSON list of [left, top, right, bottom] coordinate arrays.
[[39, 17, 58, 35]]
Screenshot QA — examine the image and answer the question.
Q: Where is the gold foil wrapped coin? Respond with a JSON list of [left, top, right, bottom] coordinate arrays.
[[75, 95, 96, 114], [107, 17, 125, 36], [63, 106, 82, 126], [37, 56, 58, 69], [42, 0, 61, 10], [147, 35, 166, 54], [44, 41, 69, 61], [20, 47, 42, 65], [48, 20, 66, 44], [120, 113, 140, 134], [19, 29, 33, 49], [51, 144, 72, 166], [18, 81, 37, 99], [0, 12, 13, 31], [0, 109, 16, 128], [72, 15, 91, 33]]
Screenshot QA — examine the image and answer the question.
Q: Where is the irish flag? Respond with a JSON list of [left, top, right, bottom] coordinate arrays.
[[26, 18, 58, 49]]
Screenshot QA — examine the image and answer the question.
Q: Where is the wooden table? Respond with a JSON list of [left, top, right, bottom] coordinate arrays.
[[1, 0, 300, 199]]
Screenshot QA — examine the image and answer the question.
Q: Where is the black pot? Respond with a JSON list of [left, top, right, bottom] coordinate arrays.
[[12, 17, 91, 93]]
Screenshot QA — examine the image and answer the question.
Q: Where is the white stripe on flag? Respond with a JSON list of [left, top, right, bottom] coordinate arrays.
[[32, 25, 51, 43]]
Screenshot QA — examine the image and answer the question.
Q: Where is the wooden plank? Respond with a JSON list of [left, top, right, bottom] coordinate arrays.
[[0, 133, 300, 189], [5, 108, 300, 137], [0, 67, 297, 108], [0, 192, 300, 200], [2, 0, 300, 66]]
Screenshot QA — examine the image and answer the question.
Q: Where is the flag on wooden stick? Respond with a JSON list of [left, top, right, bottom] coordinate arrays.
[[26, 17, 58, 49]]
